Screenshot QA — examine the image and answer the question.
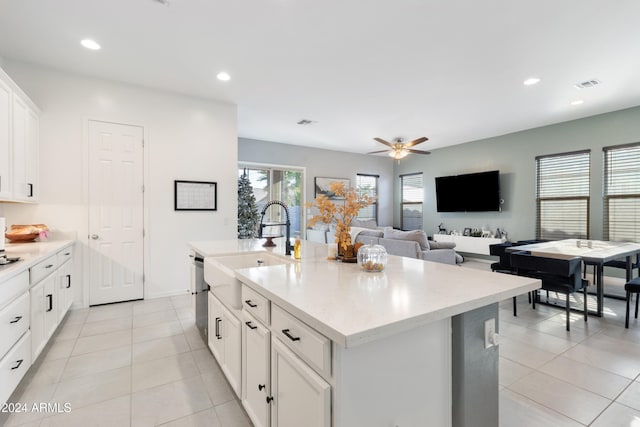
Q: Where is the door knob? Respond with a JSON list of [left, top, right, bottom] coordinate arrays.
[[91, 234, 99, 240]]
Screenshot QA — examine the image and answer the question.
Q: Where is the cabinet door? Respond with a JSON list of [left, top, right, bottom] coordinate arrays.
[[271, 338, 330, 427], [243, 312, 270, 427], [223, 306, 242, 398], [11, 96, 37, 201], [43, 273, 58, 340], [0, 77, 10, 199], [208, 292, 225, 363], [58, 261, 73, 322], [30, 280, 46, 361]]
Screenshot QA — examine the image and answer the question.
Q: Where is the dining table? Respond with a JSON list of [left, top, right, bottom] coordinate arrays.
[[506, 239, 640, 316]]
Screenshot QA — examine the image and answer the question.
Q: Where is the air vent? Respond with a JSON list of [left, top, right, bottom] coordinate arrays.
[[574, 79, 601, 89], [297, 119, 315, 125]]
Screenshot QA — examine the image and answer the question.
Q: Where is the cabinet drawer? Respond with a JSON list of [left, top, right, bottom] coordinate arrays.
[[0, 331, 31, 405], [57, 246, 74, 264], [271, 304, 331, 377], [242, 285, 270, 325], [30, 254, 58, 285], [0, 270, 29, 311], [0, 292, 30, 360]]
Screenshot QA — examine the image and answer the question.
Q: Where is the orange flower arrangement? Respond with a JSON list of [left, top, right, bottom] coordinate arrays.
[[306, 181, 375, 256]]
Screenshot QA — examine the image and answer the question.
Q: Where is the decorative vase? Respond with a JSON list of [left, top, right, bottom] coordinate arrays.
[[358, 244, 388, 272]]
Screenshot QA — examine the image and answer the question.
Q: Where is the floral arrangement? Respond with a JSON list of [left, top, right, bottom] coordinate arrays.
[[306, 181, 374, 256]]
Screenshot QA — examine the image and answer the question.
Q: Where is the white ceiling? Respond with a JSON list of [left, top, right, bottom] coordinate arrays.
[[1, 0, 640, 154]]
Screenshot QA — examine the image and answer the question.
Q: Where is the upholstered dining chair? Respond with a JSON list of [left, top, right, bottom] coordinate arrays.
[[624, 277, 640, 328], [511, 252, 589, 331]]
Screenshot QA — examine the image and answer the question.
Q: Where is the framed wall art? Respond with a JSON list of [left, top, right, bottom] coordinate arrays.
[[174, 180, 217, 211], [314, 177, 350, 200]]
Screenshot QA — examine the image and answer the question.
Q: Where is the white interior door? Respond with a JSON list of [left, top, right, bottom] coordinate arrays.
[[88, 120, 144, 305]]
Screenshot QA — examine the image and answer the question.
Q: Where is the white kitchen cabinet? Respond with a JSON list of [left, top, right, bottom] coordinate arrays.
[[57, 248, 74, 322], [11, 95, 38, 202], [0, 331, 31, 405], [270, 337, 330, 427], [29, 279, 46, 361], [208, 291, 241, 397], [242, 312, 271, 427], [0, 77, 11, 199]]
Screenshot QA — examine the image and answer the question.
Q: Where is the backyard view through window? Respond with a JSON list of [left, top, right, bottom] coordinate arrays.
[[604, 142, 640, 242], [536, 150, 590, 240], [238, 165, 304, 237], [356, 174, 378, 222], [401, 173, 423, 230]]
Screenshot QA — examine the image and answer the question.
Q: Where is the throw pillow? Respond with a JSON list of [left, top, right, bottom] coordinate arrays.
[[383, 229, 430, 250]]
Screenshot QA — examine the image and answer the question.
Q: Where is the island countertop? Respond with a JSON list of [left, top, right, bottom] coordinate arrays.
[[190, 239, 540, 348]]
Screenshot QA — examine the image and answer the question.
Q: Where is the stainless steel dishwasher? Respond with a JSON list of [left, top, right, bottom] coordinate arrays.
[[193, 254, 209, 342]]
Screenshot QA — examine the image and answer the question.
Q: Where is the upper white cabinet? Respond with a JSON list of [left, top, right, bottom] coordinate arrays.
[[0, 77, 11, 199], [0, 66, 39, 203]]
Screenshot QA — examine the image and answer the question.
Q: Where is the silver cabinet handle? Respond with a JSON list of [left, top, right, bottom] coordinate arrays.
[[91, 234, 99, 240]]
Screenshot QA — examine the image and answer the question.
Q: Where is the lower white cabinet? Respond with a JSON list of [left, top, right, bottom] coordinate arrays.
[[208, 292, 241, 397], [270, 337, 331, 427], [242, 312, 271, 427], [0, 331, 31, 404], [57, 259, 73, 322], [30, 271, 57, 361]]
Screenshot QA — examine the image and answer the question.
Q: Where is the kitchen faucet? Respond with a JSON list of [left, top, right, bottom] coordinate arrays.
[[259, 200, 292, 256]]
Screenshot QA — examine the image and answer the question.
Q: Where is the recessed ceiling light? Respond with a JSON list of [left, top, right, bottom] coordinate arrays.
[[570, 100, 584, 106], [523, 77, 541, 86], [80, 39, 101, 50], [216, 72, 231, 81]]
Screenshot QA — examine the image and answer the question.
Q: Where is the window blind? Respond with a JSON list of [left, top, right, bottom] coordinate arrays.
[[400, 173, 423, 230], [356, 174, 378, 222], [604, 142, 640, 242], [536, 150, 590, 240]]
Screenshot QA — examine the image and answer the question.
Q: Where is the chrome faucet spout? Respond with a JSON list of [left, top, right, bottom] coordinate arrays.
[[259, 200, 292, 256]]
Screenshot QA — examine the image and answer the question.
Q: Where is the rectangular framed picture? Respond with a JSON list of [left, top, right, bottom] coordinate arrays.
[[314, 177, 350, 200], [174, 180, 217, 211]]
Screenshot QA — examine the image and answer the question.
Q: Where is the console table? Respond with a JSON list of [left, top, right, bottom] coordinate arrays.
[[433, 234, 505, 256]]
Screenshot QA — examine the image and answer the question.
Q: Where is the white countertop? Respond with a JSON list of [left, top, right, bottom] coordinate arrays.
[[192, 239, 540, 348], [0, 240, 75, 282]]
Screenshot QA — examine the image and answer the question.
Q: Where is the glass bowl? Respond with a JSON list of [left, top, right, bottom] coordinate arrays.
[[358, 243, 388, 272]]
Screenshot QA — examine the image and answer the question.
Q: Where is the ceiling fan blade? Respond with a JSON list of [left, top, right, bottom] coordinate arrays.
[[373, 138, 394, 148], [404, 137, 428, 148], [407, 149, 431, 155], [367, 150, 390, 154]]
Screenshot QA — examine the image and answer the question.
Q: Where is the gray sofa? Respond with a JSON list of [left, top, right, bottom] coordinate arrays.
[[306, 225, 461, 265]]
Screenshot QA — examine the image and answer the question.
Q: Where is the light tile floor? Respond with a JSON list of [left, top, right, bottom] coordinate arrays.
[[1, 294, 251, 427], [3, 263, 640, 426]]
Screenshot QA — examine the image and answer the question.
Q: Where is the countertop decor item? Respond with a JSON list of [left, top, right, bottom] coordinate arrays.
[[5, 224, 49, 243], [358, 243, 388, 272], [306, 181, 374, 259]]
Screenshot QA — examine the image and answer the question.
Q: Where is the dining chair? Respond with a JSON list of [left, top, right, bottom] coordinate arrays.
[[489, 242, 529, 316], [624, 276, 640, 328], [511, 252, 588, 331]]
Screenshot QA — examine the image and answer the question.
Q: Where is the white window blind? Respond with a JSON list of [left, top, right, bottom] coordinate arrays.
[[604, 143, 640, 242], [356, 174, 378, 222], [401, 173, 423, 230], [536, 150, 590, 240]]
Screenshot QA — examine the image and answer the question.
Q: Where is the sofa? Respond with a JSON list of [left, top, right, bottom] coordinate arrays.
[[306, 222, 462, 265]]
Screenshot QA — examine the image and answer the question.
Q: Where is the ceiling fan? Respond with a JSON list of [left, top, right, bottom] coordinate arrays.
[[368, 137, 430, 160]]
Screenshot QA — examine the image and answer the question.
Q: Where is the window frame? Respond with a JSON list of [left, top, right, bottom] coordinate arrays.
[[356, 173, 379, 223], [400, 172, 424, 231], [603, 142, 640, 242], [535, 149, 591, 241]]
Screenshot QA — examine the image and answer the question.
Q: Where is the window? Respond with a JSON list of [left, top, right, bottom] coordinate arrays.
[[535, 150, 590, 240], [238, 165, 304, 236], [603, 142, 640, 242], [356, 174, 378, 222], [400, 173, 423, 230]]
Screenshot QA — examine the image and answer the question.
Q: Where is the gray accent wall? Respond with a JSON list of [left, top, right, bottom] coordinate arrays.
[[239, 138, 395, 227], [394, 106, 640, 242]]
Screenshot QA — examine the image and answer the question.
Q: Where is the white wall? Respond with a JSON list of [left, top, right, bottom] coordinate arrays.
[[1, 61, 237, 304]]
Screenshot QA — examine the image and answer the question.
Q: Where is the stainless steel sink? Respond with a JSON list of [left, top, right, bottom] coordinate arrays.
[[204, 252, 293, 309]]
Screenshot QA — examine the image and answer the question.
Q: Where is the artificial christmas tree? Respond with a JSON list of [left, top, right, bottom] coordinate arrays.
[[238, 173, 259, 238]]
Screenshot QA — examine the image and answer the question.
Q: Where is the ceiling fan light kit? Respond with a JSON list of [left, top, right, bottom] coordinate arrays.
[[368, 137, 431, 159]]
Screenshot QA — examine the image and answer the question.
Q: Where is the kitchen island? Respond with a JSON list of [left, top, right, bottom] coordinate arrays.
[[190, 239, 540, 427]]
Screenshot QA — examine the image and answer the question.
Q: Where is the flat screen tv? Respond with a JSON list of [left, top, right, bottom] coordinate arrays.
[[435, 170, 500, 212]]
